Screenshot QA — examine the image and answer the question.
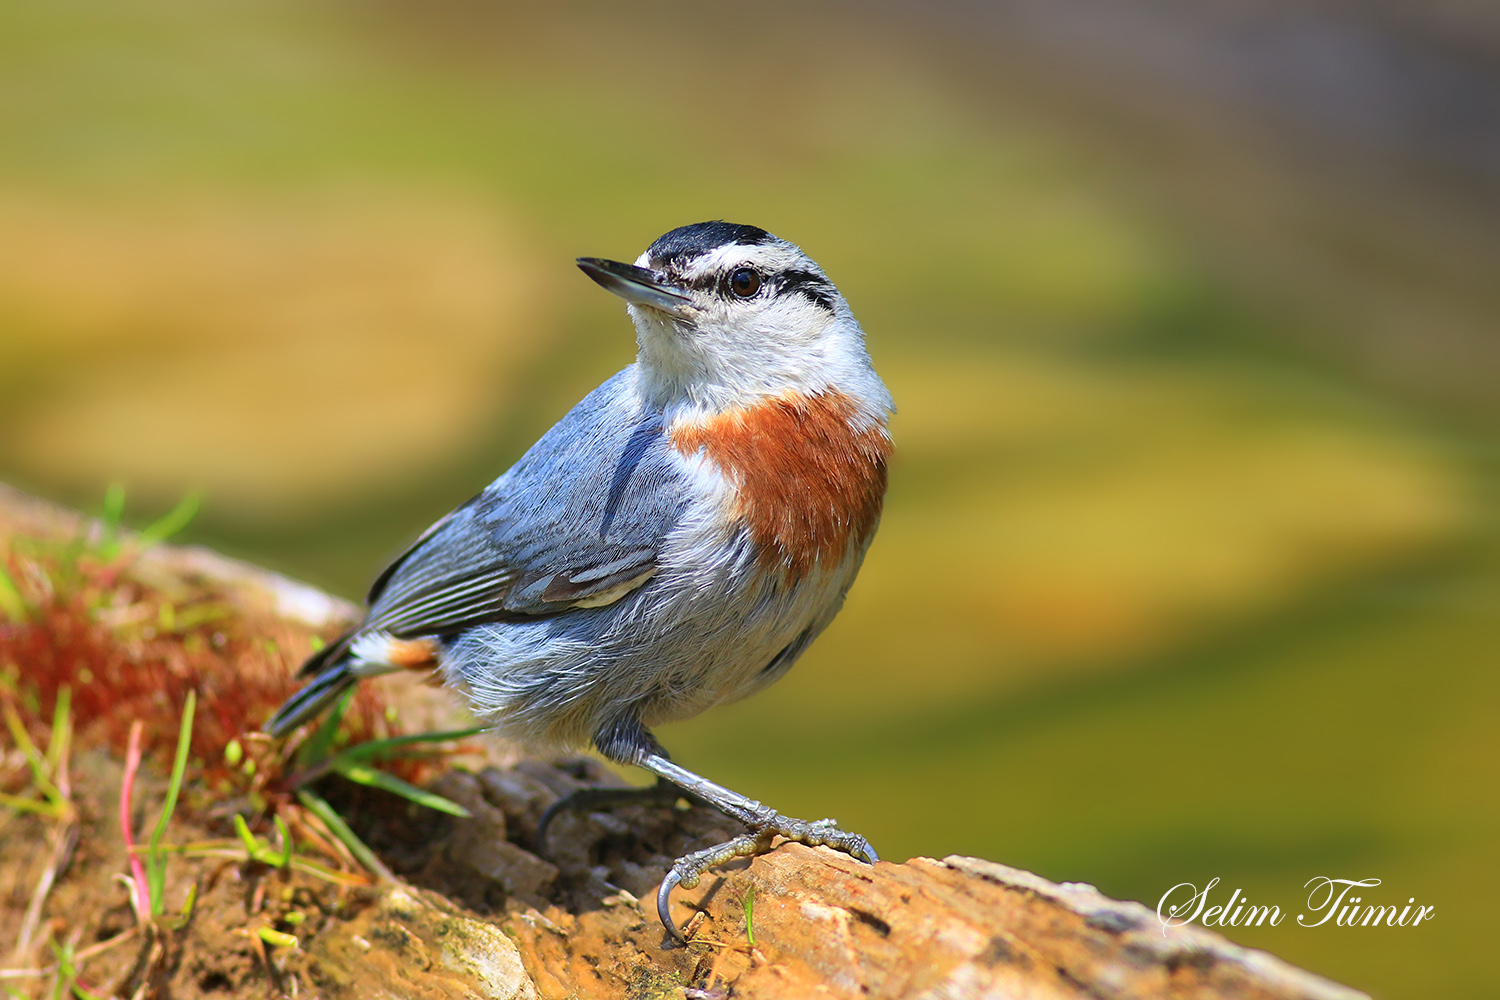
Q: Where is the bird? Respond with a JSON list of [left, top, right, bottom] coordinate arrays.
[[266, 220, 895, 942]]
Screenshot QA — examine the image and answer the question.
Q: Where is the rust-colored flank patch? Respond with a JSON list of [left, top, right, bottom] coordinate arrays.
[[386, 636, 441, 670], [671, 390, 891, 580]]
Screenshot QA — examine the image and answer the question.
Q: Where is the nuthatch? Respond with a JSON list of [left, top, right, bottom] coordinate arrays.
[[268, 221, 894, 941]]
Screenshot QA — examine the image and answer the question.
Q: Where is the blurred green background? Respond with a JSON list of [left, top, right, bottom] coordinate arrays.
[[2, 2, 1496, 995]]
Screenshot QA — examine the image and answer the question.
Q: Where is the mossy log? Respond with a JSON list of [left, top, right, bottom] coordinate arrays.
[[0, 484, 1365, 1000]]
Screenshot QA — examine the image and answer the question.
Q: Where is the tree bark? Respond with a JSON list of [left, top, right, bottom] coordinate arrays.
[[0, 484, 1367, 1000]]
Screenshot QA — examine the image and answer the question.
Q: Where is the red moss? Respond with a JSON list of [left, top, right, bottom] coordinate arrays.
[[0, 544, 394, 780]]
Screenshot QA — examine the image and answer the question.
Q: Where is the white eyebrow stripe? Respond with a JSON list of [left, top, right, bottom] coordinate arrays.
[[677, 243, 821, 281]]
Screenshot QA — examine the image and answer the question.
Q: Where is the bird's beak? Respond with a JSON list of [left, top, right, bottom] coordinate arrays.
[[577, 258, 693, 316]]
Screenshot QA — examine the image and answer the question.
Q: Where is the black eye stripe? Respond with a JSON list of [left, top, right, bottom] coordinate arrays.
[[676, 266, 836, 312], [775, 269, 836, 312]]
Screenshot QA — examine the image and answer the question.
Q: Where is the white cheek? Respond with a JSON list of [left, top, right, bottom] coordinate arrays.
[[705, 299, 829, 359]]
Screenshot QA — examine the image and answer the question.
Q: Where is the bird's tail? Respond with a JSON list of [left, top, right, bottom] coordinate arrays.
[[265, 657, 358, 738]]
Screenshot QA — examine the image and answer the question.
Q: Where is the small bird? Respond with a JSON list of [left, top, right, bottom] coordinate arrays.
[[267, 221, 894, 941]]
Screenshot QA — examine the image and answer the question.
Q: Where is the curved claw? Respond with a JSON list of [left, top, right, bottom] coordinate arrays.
[[652, 823, 877, 942], [639, 755, 880, 941], [656, 868, 688, 944]]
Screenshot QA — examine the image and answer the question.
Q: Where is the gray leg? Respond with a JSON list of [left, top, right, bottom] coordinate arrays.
[[640, 754, 879, 944], [534, 778, 683, 857]]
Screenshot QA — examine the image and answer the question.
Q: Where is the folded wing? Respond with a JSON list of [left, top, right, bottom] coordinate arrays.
[[302, 369, 686, 674]]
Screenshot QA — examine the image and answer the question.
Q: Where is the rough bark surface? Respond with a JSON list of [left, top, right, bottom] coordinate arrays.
[[0, 484, 1367, 1000]]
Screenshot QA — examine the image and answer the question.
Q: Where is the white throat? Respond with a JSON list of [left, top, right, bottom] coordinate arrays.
[[629, 302, 890, 425]]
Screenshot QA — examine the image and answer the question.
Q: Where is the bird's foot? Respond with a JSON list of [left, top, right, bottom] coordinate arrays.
[[656, 812, 879, 944], [535, 778, 683, 857]]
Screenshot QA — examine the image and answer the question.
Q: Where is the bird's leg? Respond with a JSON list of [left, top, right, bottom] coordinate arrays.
[[588, 717, 879, 942], [640, 754, 879, 944], [534, 777, 684, 857], [534, 719, 685, 855]]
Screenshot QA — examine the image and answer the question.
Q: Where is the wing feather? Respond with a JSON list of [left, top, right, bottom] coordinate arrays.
[[346, 368, 687, 646]]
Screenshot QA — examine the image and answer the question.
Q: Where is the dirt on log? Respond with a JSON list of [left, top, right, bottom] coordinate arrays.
[[0, 484, 1367, 1000]]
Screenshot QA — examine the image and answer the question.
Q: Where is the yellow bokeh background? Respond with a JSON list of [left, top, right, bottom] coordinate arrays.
[[2, 3, 1495, 995]]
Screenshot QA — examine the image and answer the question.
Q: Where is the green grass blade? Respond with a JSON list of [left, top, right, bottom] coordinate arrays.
[[233, 814, 262, 860], [147, 691, 195, 913], [137, 494, 200, 546], [286, 855, 369, 886], [743, 883, 756, 946], [2, 703, 59, 803], [0, 791, 62, 816], [48, 941, 74, 1000], [46, 687, 71, 773], [296, 789, 391, 880], [330, 726, 488, 763], [257, 927, 298, 950], [298, 687, 354, 766], [271, 814, 293, 868], [331, 760, 470, 817], [0, 562, 29, 624], [98, 484, 126, 558], [179, 882, 198, 919], [133, 839, 369, 886], [231, 814, 292, 866]]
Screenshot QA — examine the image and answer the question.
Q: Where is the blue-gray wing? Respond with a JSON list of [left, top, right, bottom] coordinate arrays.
[[359, 367, 686, 639]]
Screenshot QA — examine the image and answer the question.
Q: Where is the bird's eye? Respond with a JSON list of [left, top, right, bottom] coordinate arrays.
[[729, 268, 761, 298]]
